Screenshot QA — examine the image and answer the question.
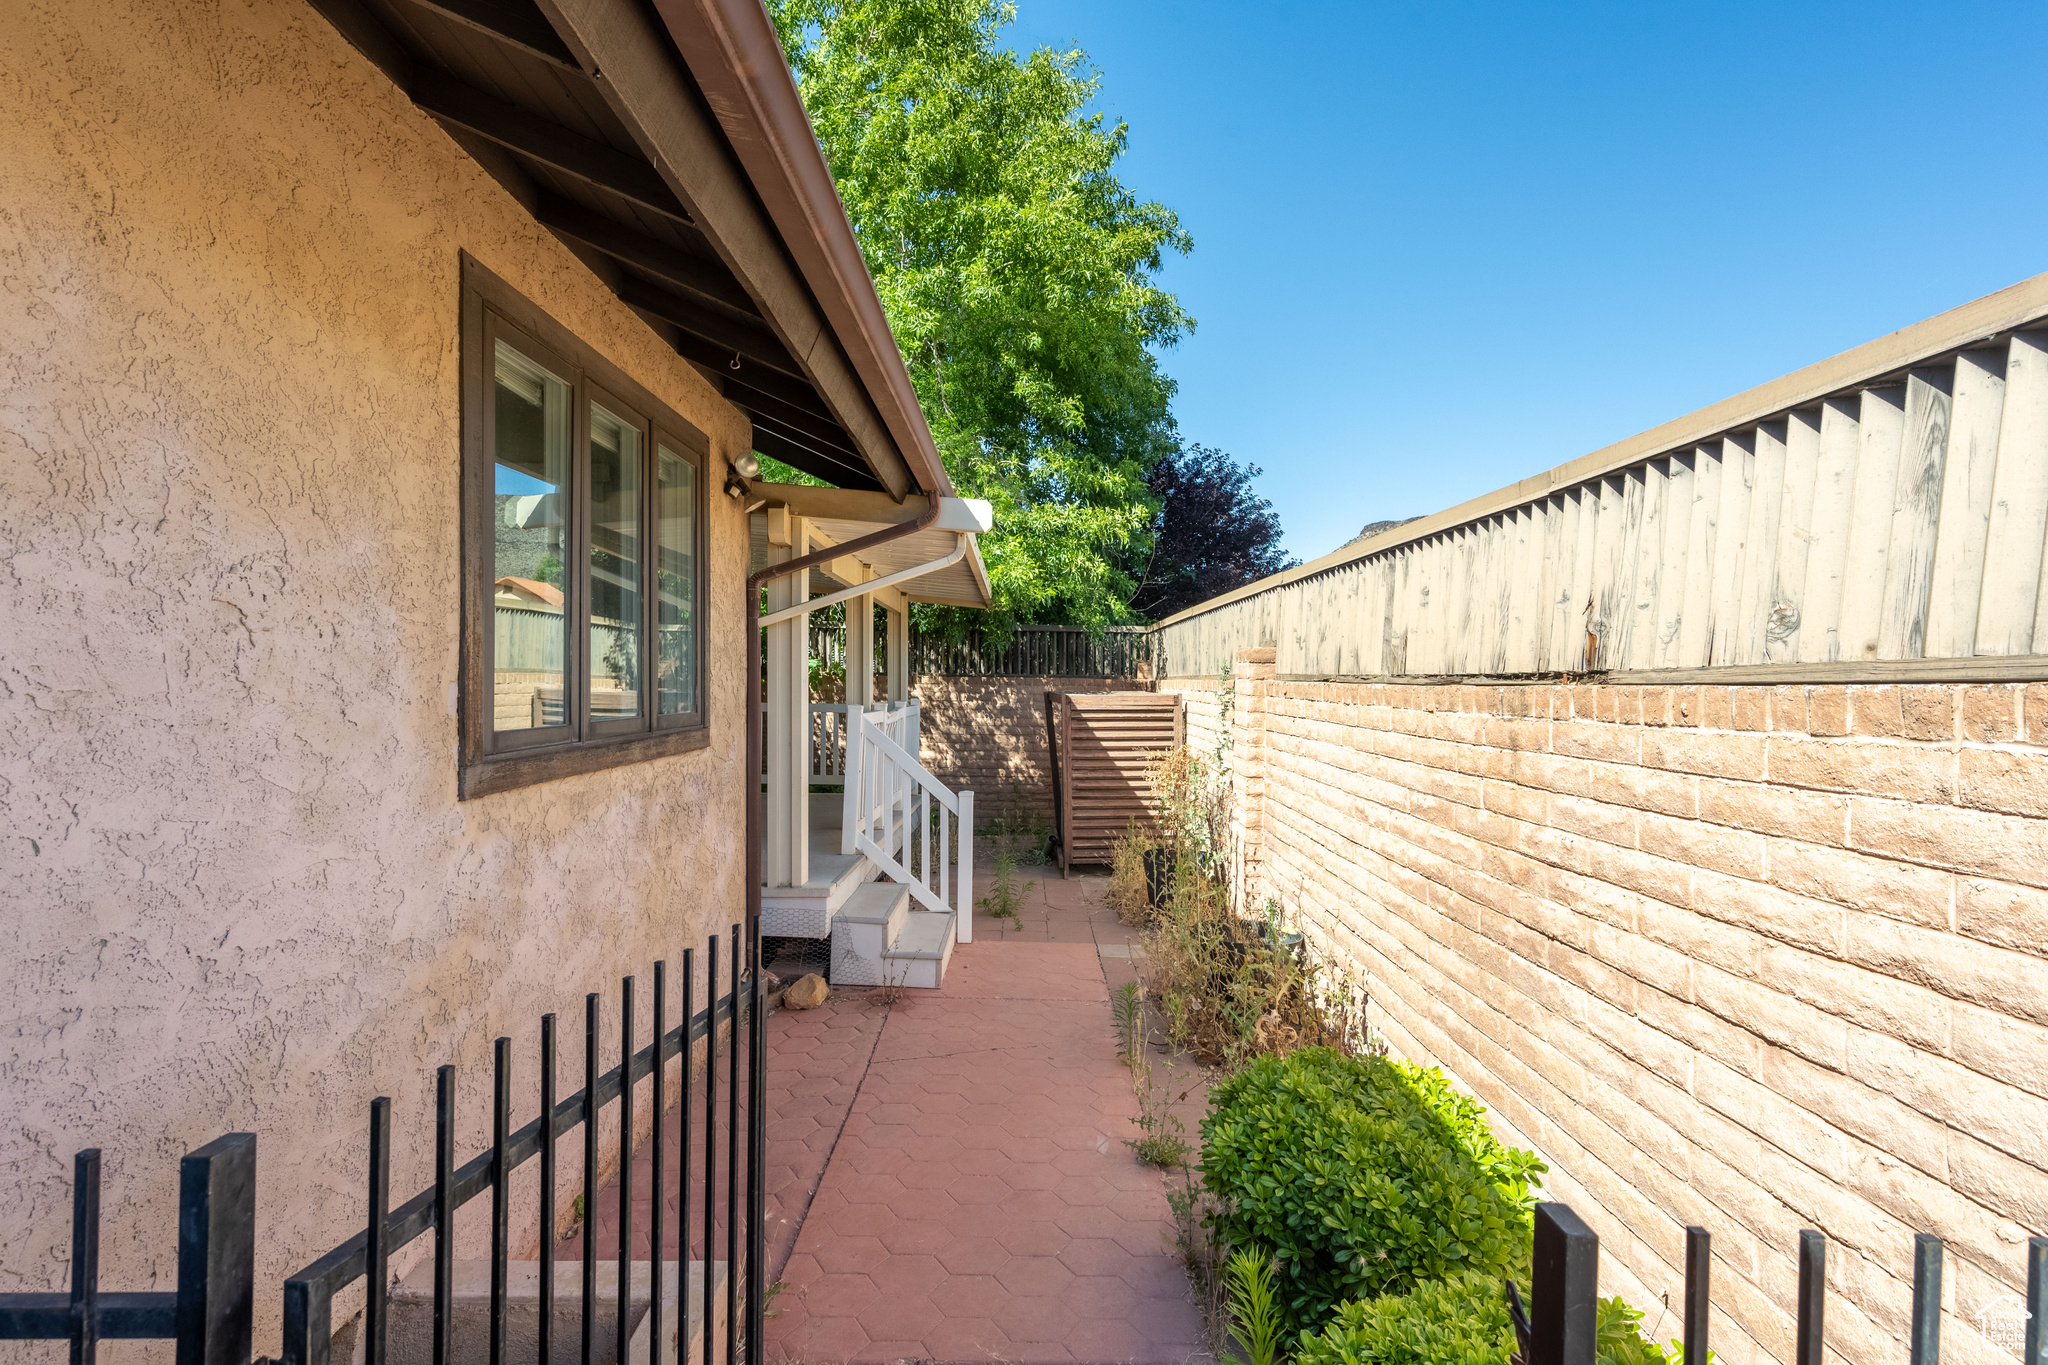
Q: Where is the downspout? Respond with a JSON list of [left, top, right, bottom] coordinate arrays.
[[743, 497, 939, 1362]]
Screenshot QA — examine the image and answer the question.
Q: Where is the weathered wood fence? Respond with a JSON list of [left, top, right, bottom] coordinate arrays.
[[1157, 272, 2048, 680]]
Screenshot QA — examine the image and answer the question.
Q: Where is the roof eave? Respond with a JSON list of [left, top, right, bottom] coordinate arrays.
[[651, 0, 954, 501]]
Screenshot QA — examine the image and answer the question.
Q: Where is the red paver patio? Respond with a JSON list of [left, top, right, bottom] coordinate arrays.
[[767, 871, 1207, 1364], [571, 868, 1209, 1364]]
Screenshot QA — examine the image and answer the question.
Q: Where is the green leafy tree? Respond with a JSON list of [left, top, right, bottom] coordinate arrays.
[[767, 0, 1193, 638]]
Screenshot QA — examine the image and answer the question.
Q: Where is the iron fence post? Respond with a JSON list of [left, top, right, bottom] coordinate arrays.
[[363, 1108, 389, 1365], [1911, 1234, 1943, 1365], [1796, 1230, 1826, 1365], [2026, 1236, 2047, 1365], [177, 1133, 256, 1365], [748, 914, 767, 1365], [1682, 1225, 1709, 1365], [1530, 1202, 1598, 1365], [69, 1150, 100, 1365], [432, 1066, 454, 1365]]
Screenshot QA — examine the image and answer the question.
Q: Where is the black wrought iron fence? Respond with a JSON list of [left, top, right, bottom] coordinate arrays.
[[1518, 1202, 2048, 1365], [797, 620, 1155, 678], [282, 922, 766, 1365], [910, 625, 1154, 678], [0, 1134, 256, 1362]]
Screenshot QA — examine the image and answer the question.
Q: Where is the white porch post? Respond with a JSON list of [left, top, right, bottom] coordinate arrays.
[[956, 788, 974, 944], [763, 509, 810, 888], [885, 603, 908, 704], [840, 704, 863, 856], [845, 579, 875, 709]]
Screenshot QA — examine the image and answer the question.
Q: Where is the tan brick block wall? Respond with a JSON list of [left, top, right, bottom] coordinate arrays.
[[1157, 673, 2048, 1365]]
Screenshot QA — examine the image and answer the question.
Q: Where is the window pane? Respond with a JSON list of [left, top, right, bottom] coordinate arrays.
[[656, 444, 696, 716], [590, 402, 643, 722], [491, 340, 570, 732]]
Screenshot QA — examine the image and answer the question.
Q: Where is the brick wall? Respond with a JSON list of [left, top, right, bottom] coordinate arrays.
[[909, 675, 1149, 828], [1162, 656, 2048, 1365]]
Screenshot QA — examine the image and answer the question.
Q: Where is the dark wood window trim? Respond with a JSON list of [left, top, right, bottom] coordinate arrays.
[[459, 253, 710, 799]]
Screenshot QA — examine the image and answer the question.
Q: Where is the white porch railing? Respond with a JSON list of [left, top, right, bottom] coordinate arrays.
[[759, 700, 921, 780], [841, 706, 974, 943]]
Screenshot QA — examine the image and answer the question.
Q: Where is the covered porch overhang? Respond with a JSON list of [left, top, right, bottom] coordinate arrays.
[[750, 483, 992, 910]]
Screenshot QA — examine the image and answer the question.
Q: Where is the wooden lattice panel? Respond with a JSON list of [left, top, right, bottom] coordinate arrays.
[[1052, 691, 1182, 872]]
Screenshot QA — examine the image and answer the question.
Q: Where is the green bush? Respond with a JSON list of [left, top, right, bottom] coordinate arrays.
[[1200, 1048, 1546, 1333], [1294, 1271, 1516, 1365], [1296, 1276, 1689, 1365], [1595, 1294, 1708, 1365]]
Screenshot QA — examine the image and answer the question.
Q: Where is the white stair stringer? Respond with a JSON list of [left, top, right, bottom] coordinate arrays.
[[829, 882, 956, 988], [841, 707, 975, 943]]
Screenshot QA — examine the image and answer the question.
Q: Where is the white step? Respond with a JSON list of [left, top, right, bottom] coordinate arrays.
[[760, 836, 883, 940], [882, 910, 957, 989], [829, 882, 911, 985], [828, 886, 955, 989]]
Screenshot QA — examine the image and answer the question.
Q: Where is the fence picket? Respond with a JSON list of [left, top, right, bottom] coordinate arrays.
[[1879, 369, 1955, 659], [1678, 445, 1720, 666], [1839, 385, 1909, 661], [1800, 397, 1861, 662], [1925, 349, 2007, 656], [1737, 422, 1786, 665]]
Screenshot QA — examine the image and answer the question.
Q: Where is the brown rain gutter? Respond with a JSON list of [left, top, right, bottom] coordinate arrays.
[[652, 0, 953, 499]]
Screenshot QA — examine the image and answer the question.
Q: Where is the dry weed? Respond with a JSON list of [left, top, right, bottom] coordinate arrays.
[[1108, 819, 1152, 925]]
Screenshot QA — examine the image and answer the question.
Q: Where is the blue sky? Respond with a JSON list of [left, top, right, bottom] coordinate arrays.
[[1000, 0, 2048, 563]]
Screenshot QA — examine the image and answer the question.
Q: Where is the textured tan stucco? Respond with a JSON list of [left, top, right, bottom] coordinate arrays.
[[1, 0, 754, 1353]]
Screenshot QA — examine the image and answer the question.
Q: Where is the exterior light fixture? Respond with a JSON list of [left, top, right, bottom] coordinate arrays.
[[725, 451, 759, 499]]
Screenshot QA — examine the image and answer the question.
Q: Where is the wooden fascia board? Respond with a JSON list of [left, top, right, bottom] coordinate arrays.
[[535, 0, 913, 500], [650, 0, 953, 501], [962, 536, 992, 605], [1157, 266, 2048, 631]]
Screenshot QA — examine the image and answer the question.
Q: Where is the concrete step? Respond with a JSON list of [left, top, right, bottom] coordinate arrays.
[[881, 909, 956, 990], [759, 837, 882, 940], [829, 881, 911, 986], [385, 1259, 725, 1365]]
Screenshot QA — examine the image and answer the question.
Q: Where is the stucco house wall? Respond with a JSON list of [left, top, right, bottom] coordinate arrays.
[[1163, 659, 2048, 1365], [2, 0, 753, 1350]]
